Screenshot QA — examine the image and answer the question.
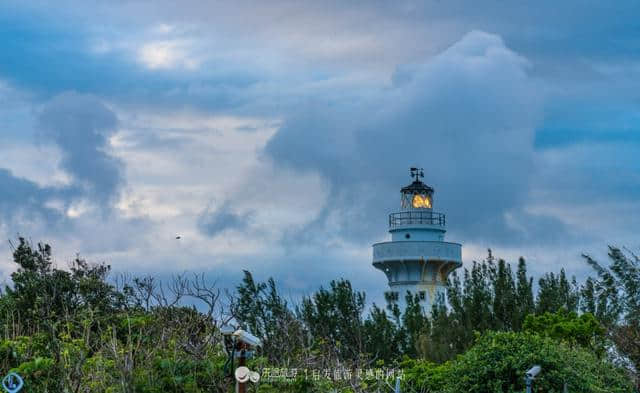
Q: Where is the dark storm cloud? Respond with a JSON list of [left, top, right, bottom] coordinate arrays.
[[198, 203, 252, 236], [0, 168, 59, 223], [367, 1, 640, 63], [0, 92, 125, 228], [38, 92, 123, 204], [266, 31, 542, 245]]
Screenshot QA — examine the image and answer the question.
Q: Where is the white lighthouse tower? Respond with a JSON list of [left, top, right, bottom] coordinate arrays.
[[372, 168, 462, 312]]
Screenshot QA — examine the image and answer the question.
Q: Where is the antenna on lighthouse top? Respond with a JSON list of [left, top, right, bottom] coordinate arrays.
[[410, 167, 424, 182]]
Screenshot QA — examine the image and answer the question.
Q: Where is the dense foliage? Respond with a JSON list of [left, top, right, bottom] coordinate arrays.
[[1, 238, 230, 392], [0, 238, 636, 392], [582, 247, 640, 383], [402, 331, 632, 393]]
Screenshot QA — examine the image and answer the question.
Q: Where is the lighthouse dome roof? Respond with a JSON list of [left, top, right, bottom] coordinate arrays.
[[401, 179, 434, 195]]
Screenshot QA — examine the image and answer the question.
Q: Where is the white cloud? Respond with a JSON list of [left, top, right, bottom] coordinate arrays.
[[85, 108, 329, 273], [153, 23, 176, 35], [111, 109, 281, 218], [0, 142, 73, 188], [138, 40, 200, 70]]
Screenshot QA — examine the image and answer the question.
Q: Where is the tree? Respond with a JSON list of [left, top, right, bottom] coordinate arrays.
[[514, 257, 535, 331], [233, 270, 306, 364], [419, 293, 456, 363], [5, 238, 122, 324], [492, 258, 517, 331], [584, 247, 640, 388], [401, 292, 429, 357], [300, 279, 366, 364], [536, 269, 580, 314], [523, 310, 606, 354], [363, 305, 401, 363]]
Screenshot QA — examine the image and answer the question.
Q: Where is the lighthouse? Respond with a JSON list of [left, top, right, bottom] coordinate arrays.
[[372, 168, 462, 312]]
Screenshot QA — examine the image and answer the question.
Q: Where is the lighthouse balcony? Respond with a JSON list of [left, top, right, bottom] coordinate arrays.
[[389, 211, 445, 229], [372, 241, 462, 264], [372, 241, 462, 285]]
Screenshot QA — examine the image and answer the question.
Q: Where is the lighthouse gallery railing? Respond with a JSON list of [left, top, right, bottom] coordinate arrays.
[[389, 211, 446, 228]]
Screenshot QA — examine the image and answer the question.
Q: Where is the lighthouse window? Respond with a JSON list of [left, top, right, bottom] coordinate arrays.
[[385, 291, 399, 302], [412, 194, 432, 209], [405, 233, 411, 239]]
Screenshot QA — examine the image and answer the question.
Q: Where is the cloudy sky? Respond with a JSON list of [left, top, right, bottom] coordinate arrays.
[[1, 0, 639, 302]]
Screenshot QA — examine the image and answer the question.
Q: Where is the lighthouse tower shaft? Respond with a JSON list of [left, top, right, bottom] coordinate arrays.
[[372, 169, 462, 312]]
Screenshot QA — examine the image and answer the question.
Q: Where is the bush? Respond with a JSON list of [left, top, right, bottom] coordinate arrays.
[[402, 331, 633, 393]]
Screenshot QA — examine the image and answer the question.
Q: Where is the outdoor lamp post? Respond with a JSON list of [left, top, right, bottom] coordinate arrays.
[[220, 326, 262, 393], [525, 365, 541, 393]]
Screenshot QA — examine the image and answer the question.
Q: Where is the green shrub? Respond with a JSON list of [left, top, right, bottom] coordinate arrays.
[[402, 331, 633, 393]]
